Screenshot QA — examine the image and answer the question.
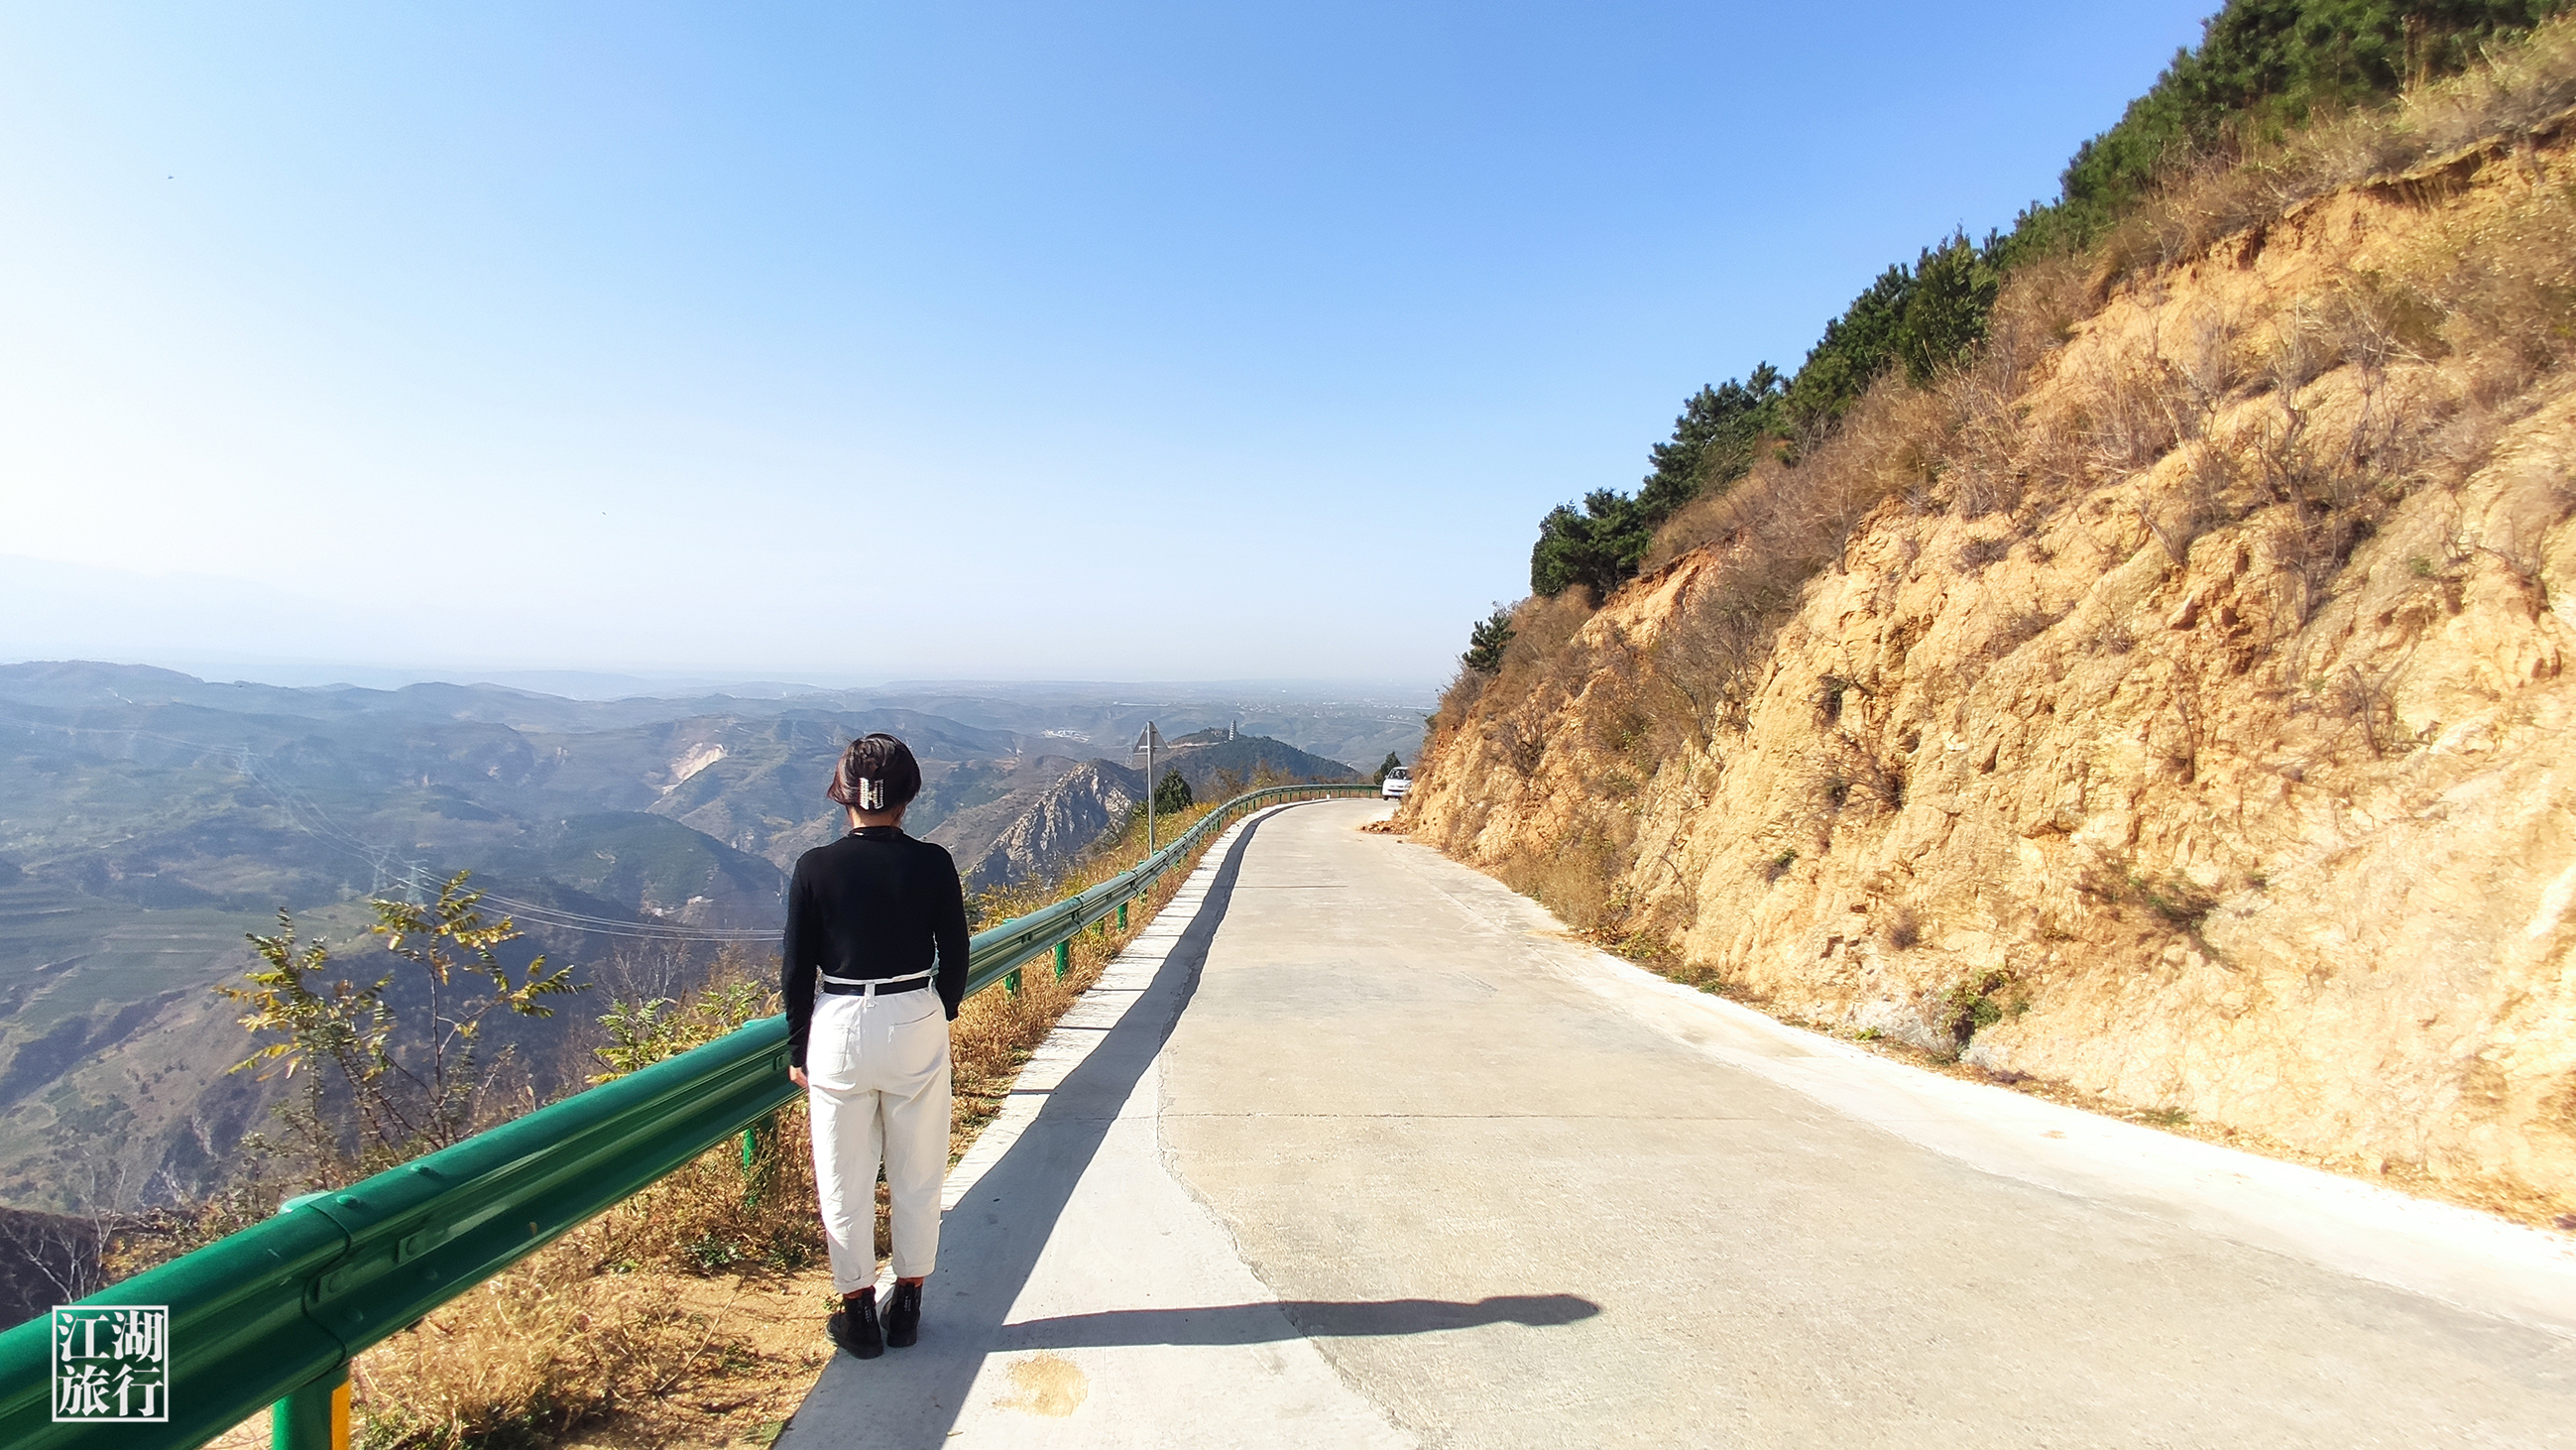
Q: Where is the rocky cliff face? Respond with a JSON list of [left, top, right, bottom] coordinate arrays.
[[938, 760, 1144, 893], [1402, 125, 2576, 1216]]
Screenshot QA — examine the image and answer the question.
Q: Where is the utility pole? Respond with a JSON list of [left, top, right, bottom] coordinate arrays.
[[1133, 720, 1164, 853]]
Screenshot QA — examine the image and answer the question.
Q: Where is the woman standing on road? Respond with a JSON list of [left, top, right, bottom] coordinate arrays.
[[783, 733, 969, 1359]]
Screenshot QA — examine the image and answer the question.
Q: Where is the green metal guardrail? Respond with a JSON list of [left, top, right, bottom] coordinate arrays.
[[0, 783, 1380, 1449]]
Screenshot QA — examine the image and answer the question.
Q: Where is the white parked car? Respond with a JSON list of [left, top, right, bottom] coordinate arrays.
[[1380, 766, 1411, 800]]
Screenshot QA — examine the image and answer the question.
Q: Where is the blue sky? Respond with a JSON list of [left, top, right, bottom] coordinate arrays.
[[0, 2, 2212, 686]]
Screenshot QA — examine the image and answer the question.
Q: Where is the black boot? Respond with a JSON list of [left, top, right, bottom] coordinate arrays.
[[885, 1279, 923, 1348], [828, 1287, 883, 1360]]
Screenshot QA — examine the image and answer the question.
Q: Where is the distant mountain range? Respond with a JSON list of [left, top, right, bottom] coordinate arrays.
[[1146, 731, 1361, 799], [0, 661, 1402, 1213], [939, 758, 1146, 895]]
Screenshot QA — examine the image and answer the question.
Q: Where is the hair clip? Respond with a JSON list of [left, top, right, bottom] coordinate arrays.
[[858, 778, 885, 810]]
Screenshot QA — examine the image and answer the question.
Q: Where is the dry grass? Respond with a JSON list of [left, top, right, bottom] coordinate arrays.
[[1494, 827, 1635, 935], [2094, 13, 2576, 290], [1639, 374, 1957, 740], [193, 800, 1263, 1450]]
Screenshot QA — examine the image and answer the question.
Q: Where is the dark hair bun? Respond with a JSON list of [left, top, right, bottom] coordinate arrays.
[[828, 733, 922, 813]]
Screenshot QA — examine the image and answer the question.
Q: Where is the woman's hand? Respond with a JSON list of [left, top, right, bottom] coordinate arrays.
[[788, 1066, 807, 1089]]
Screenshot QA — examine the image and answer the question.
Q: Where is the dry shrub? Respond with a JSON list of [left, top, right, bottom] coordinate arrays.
[[1645, 376, 1955, 738], [1823, 377, 1961, 525], [2215, 276, 2492, 624], [354, 1206, 751, 1450], [1439, 590, 1605, 780], [1986, 252, 2095, 376], [1505, 590, 1592, 669], [1517, 591, 1603, 708], [1494, 826, 1629, 933], [2403, 170, 2576, 383], [1651, 497, 1828, 734], [1942, 364, 2034, 520], [1465, 626, 1670, 934], [1884, 904, 1924, 951], [2086, 614, 2139, 656], [2377, 14, 2576, 164], [2096, 147, 2301, 285], [1429, 664, 1488, 735], [2069, 347, 2187, 481], [2097, 13, 2576, 293], [2162, 300, 2251, 423], [1942, 254, 2098, 518], [1987, 604, 2063, 659], [1973, 297, 2237, 524], [2007, 297, 2264, 567], [593, 1117, 823, 1278], [1479, 591, 1592, 715], [1578, 644, 1685, 772], [338, 796, 1250, 1450], [1494, 717, 1549, 777], [2323, 271, 2450, 373], [1956, 536, 2014, 571], [343, 1126, 823, 1449], [1650, 380, 1914, 571], [1816, 732, 1908, 816]]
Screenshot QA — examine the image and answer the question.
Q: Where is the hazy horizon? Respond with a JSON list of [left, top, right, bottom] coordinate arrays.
[[0, 648, 1441, 704]]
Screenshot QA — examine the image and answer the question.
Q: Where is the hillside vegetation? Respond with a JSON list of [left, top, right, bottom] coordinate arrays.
[[1407, 6, 2576, 1220]]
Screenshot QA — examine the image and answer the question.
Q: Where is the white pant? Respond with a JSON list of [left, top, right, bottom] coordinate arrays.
[[805, 984, 952, 1295]]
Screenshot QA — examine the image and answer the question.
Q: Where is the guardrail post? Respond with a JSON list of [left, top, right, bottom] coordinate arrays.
[[740, 1112, 775, 1201], [1054, 939, 1070, 980], [1117, 901, 1127, 931], [1005, 966, 1022, 995], [272, 1362, 349, 1450]]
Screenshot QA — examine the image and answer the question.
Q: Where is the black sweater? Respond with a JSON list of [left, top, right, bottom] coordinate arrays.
[[781, 826, 971, 1070]]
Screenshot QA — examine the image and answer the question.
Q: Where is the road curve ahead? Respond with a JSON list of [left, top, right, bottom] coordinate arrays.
[[781, 799, 2576, 1448]]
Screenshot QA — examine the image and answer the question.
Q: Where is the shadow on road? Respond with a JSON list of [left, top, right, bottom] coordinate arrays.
[[780, 809, 1277, 1448], [996, 1294, 1602, 1348]]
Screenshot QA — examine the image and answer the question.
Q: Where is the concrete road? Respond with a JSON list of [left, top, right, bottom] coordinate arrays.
[[781, 799, 2576, 1448]]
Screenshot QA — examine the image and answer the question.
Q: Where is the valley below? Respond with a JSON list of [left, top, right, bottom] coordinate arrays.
[[0, 662, 1411, 1216]]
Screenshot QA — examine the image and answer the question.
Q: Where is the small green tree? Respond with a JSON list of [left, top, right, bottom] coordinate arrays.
[[1637, 365, 1783, 517], [1533, 364, 1785, 601], [1530, 490, 1648, 598], [1896, 234, 2000, 386], [1154, 770, 1194, 814], [1463, 607, 1516, 673], [221, 871, 579, 1181], [592, 973, 772, 1083], [1373, 752, 1403, 785]]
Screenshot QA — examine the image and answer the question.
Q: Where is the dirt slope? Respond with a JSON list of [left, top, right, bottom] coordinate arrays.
[[1403, 124, 2576, 1217]]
